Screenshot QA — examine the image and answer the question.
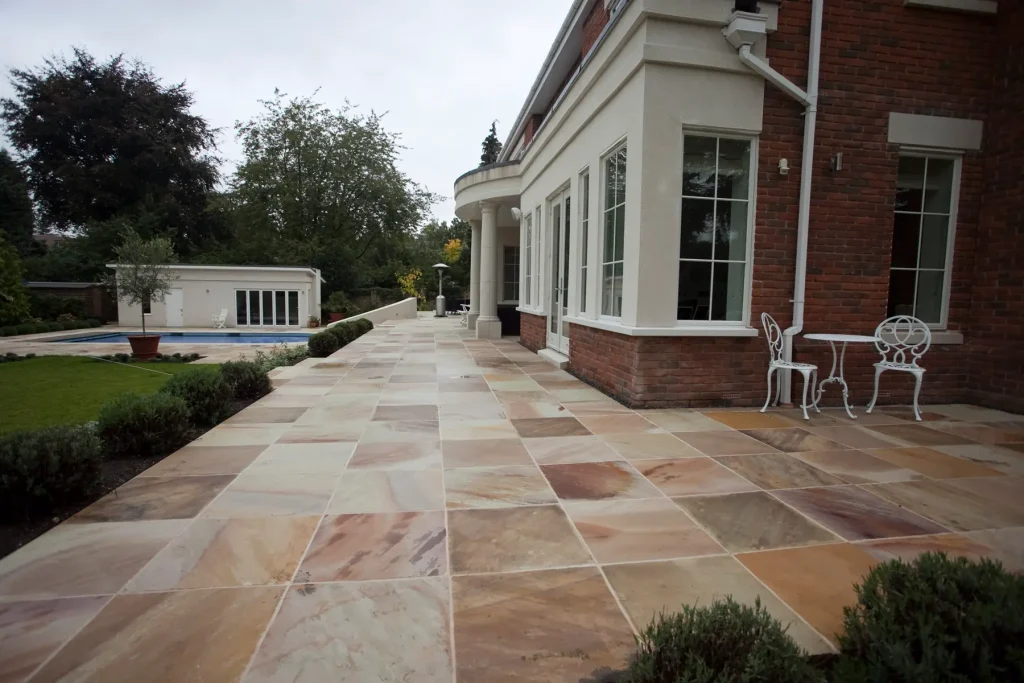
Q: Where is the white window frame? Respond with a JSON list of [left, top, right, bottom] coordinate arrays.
[[676, 131, 757, 327], [235, 289, 301, 327], [599, 142, 627, 319], [578, 169, 591, 315], [523, 213, 533, 308], [890, 151, 961, 330], [533, 206, 542, 309], [502, 245, 520, 303]]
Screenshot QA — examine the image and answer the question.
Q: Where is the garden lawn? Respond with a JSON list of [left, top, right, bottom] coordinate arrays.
[[0, 356, 217, 433]]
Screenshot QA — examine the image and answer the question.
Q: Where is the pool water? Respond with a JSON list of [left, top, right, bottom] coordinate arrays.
[[61, 332, 312, 344]]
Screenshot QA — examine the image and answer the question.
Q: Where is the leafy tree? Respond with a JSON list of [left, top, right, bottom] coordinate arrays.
[[229, 90, 437, 293], [0, 150, 36, 258], [104, 229, 177, 336], [0, 48, 219, 258], [480, 121, 502, 166], [0, 234, 30, 325], [443, 238, 463, 265]]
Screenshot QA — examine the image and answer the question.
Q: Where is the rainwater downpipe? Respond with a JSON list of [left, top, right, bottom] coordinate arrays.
[[733, 0, 823, 404]]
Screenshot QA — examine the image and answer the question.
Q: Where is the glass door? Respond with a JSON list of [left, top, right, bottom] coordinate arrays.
[[547, 189, 571, 353]]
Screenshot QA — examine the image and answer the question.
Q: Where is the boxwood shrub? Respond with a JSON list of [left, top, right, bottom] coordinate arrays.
[[356, 318, 373, 334], [0, 425, 103, 521], [13, 323, 34, 335], [160, 367, 233, 426], [221, 360, 273, 401], [326, 322, 356, 347], [308, 330, 340, 357], [628, 597, 823, 683], [835, 552, 1024, 683], [97, 392, 192, 459]]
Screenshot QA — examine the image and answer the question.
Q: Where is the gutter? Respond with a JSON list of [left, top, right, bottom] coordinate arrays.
[[725, 1, 823, 404]]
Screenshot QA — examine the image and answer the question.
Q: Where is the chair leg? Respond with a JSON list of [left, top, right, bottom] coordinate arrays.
[[799, 369, 811, 421], [761, 367, 775, 413], [773, 370, 783, 407], [912, 371, 924, 422], [811, 368, 821, 413], [866, 366, 885, 414]]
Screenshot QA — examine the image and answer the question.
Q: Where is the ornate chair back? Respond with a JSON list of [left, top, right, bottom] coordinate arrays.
[[873, 315, 931, 368], [761, 312, 784, 364]]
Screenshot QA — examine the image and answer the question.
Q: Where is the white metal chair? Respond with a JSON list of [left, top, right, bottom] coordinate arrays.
[[760, 312, 819, 421], [866, 315, 931, 421], [458, 304, 470, 327], [212, 308, 228, 329]]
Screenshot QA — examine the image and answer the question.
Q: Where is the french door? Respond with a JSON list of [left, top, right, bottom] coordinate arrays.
[[236, 290, 300, 326], [547, 189, 571, 353]]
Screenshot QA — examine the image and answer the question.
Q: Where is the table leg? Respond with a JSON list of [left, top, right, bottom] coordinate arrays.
[[813, 341, 857, 419]]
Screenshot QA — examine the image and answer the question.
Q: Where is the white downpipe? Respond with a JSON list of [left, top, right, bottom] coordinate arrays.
[[734, 0, 823, 404]]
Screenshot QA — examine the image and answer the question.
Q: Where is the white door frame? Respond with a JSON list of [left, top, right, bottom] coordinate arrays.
[[546, 188, 571, 353], [165, 288, 184, 327]]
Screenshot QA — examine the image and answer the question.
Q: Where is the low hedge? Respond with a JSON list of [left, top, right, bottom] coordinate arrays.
[[0, 425, 103, 522], [308, 330, 340, 357], [97, 392, 192, 460], [159, 367, 233, 426], [221, 360, 273, 401], [355, 318, 373, 334], [326, 321, 356, 346], [0, 353, 36, 363], [0, 318, 101, 337]]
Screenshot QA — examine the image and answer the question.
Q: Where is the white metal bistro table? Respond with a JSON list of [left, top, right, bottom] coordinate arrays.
[[804, 333, 879, 419]]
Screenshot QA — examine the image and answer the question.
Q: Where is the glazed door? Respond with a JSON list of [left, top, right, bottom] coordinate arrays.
[[547, 190, 571, 353]]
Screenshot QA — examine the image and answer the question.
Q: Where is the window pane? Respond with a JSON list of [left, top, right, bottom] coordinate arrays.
[[580, 267, 587, 313], [605, 155, 618, 208], [288, 291, 299, 325], [262, 291, 274, 325], [677, 260, 712, 320], [236, 291, 247, 326], [919, 214, 949, 270], [891, 213, 920, 268], [715, 200, 748, 261], [614, 205, 625, 261], [249, 290, 260, 325], [604, 208, 616, 262], [682, 136, 717, 198], [612, 262, 623, 317], [923, 158, 954, 214], [615, 148, 627, 205], [679, 198, 714, 260], [887, 270, 916, 317], [711, 262, 745, 321], [717, 139, 751, 200], [275, 291, 286, 325], [602, 263, 615, 316], [915, 271, 944, 323], [582, 174, 589, 220], [581, 219, 589, 268], [895, 157, 925, 212]]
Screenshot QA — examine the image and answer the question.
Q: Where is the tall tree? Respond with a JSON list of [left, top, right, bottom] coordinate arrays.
[[0, 234, 30, 325], [480, 121, 502, 166], [0, 150, 36, 258], [230, 91, 437, 292], [0, 48, 219, 258]]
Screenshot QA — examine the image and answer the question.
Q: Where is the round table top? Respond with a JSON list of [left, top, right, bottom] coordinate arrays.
[[804, 333, 879, 343]]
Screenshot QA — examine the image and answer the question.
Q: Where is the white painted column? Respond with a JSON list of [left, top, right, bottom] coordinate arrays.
[[476, 201, 501, 339], [468, 219, 481, 330]]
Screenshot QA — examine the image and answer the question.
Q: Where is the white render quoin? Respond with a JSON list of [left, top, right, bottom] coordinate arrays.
[[454, 0, 777, 343], [106, 264, 323, 328]]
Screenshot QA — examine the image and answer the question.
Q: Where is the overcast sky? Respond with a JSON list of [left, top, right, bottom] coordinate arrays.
[[0, 0, 570, 222]]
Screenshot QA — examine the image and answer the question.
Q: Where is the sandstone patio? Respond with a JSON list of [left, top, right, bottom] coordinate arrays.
[[1, 317, 1022, 682]]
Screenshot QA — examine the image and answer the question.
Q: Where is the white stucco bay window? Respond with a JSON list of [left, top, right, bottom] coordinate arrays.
[[677, 134, 755, 324]]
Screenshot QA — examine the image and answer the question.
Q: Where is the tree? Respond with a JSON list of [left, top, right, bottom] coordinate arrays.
[[0, 150, 36, 258], [105, 229, 177, 336], [0, 234, 30, 325], [442, 238, 463, 265], [229, 91, 437, 293], [0, 48, 219, 258], [480, 121, 502, 166]]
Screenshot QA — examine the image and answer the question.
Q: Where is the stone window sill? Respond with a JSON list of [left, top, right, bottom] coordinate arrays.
[[562, 315, 759, 337]]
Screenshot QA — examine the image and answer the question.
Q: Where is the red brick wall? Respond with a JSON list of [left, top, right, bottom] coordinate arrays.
[[582, 2, 610, 59], [966, 1, 1024, 413], [519, 311, 546, 352]]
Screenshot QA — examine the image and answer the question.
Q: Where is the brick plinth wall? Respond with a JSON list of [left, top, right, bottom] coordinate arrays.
[[519, 312, 546, 352]]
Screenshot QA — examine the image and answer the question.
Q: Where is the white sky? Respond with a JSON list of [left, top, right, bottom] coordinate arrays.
[[0, 0, 570, 221]]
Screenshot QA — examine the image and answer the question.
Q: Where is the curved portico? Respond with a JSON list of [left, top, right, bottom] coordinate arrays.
[[454, 162, 522, 339]]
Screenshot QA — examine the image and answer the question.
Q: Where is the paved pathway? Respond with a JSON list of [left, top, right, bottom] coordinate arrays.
[[2, 317, 1023, 682]]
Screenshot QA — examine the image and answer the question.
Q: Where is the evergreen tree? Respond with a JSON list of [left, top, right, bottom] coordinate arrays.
[[480, 121, 502, 166], [0, 150, 36, 258]]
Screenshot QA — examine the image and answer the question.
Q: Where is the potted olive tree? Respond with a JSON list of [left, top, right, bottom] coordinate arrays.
[[106, 230, 177, 359]]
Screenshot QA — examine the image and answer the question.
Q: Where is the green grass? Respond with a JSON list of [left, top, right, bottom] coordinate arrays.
[[0, 357, 218, 433]]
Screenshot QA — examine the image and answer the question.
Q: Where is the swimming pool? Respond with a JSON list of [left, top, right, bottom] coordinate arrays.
[[60, 332, 312, 344]]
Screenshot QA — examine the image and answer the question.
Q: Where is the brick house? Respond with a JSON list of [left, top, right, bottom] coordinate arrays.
[[453, 0, 1022, 413]]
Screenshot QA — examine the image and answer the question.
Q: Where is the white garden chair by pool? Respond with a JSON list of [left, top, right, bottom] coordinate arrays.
[[458, 304, 470, 327], [760, 312, 819, 421], [866, 315, 931, 421], [212, 309, 228, 329]]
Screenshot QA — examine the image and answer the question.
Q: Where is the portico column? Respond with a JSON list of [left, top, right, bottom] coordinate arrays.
[[468, 219, 481, 330], [476, 201, 502, 340]]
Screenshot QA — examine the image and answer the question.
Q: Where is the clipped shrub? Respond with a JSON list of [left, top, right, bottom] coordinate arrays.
[[45, 322, 63, 332], [0, 425, 103, 521], [75, 320, 90, 329], [86, 318, 101, 328], [0, 326, 16, 336], [308, 330, 339, 357], [628, 597, 823, 683], [835, 552, 1024, 683], [33, 323, 50, 334], [13, 323, 34, 335], [221, 360, 273, 401], [326, 322, 356, 347], [355, 318, 373, 334], [60, 320, 78, 330], [160, 367, 232, 426], [97, 392, 192, 459]]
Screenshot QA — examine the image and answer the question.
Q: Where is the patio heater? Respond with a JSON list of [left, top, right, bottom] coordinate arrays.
[[432, 263, 449, 317]]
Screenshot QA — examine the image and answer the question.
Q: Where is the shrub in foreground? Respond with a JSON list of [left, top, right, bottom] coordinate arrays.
[[628, 597, 822, 683], [354, 317, 373, 334], [221, 360, 273, 401], [0, 425, 103, 521], [835, 552, 1024, 683], [160, 367, 232, 426], [326, 322, 356, 347], [308, 330, 339, 357], [97, 392, 191, 459]]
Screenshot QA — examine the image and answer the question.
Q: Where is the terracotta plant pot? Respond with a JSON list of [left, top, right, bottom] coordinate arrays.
[[127, 334, 161, 360], [329, 312, 345, 322]]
